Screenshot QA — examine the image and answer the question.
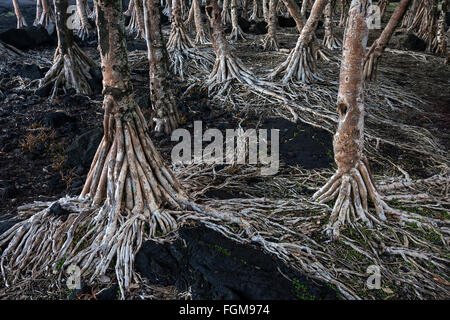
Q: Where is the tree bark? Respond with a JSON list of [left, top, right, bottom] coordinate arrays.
[[313, 0, 389, 239], [143, 0, 181, 134], [37, 0, 97, 100], [364, 0, 411, 81], [34, 0, 43, 26], [12, 0, 28, 28], [281, 0, 304, 32]]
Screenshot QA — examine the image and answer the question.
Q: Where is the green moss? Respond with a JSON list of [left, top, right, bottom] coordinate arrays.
[[292, 278, 315, 300]]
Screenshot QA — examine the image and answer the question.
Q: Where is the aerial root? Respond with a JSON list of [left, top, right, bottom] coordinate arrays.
[[228, 25, 246, 41], [263, 33, 279, 51], [313, 160, 390, 239], [269, 42, 322, 84], [37, 44, 97, 100], [1, 103, 186, 298], [323, 33, 342, 50]]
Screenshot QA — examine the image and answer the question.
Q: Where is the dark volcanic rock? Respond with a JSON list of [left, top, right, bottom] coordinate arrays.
[[43, 111, 75, 129], [278, 16, 296, 28], [136, 225, 337, 300], [249, 20, 268, 35], [0, 26, 53, 50], [400, 33, 426, 51], [64, 128, 103, 168], [49, 202, 70, 217], [12, 63, 44, 80]]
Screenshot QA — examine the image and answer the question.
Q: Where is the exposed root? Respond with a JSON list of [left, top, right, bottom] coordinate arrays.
[[323, 33, 342, 51], [269, 39, 321, 83], [263, 33, 279, 51], [313, 160, 389, 239], [37, 44, 97, 100], [0, 41, 23, 63], [126, 0, 145, 39]]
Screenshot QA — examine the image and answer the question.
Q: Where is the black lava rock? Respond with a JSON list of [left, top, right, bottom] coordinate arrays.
[[249, 21, 268, 35], [136, 225, 338, 300], [49, 202, 70, 217], [64, 128, 103, 168], [0, 26, 53, 50], [278, 16, 297, 28], [12, 63, 44, 80], [401, 33, 426, 51], [42, 111, 75, 129]]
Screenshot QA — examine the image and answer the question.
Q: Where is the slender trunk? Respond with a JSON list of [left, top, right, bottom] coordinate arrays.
[[300, 0, 309, 19], [250, 0, 261, 20], [143, 0, 180, 134], [270, 0, 328, 83], [323, 0, 341, 49], [76, 0, 94, 40], [242, 0, 249, 19], [193, 0, 209, 43], [263, 0, 269, 20], [314, 0, 389, 239], [222, 0, 231, 24], [281, 0, 304, 32], [124, 0, 135, 15], [435, 0, 448, 58], [230, 0, 246, 39], [339, 0, 349, 27], [39, 0, 55, 27], [263, 0, 279, 50], [38, 0, 97, 99], [377, 0, 389, 20], [364, 0, 411, 81], [34, 0, 43, 26], [126, 0, 145, 38], [12, 0, 28, 28]]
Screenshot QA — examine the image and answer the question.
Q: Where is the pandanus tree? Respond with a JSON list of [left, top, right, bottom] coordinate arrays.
[[143, 0, 180, 134], [313, 0, 392, 239], [75, 0, 94, 40], [37, 0, 98, 100], [12, 0, 28, 28], [270, 0, 328, 83], [229, 0, 246, 40], [36, 0, 55, 27], [185, 0, 209, 44], [364, 0, 411, 81], [126, 0, 145, 38], [0, 0, 187, 296], [323, 0, 342, 50], [263, 0, 279, 50]]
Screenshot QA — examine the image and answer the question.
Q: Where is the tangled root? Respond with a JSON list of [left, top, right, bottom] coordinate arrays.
[[313, 159, 389, 239], [263, 33, 279, 51], [229, 25, 246, 41], [270, 40, 321, 84], [37, 44, 98, 100], [323, 33, 342, 50]]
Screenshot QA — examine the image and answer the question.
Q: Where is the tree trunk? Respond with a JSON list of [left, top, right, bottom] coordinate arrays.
[[323, 0, 341, 50], [434, 0, 447, 57], [377, 0, 389, 20], [126, 0, 145, 38], [38, 0, 55, 27], [230, 0, 246, 39], [250, 0, 261, 20], [263, 0, 279, 50], [313, 0, 390, 239], [206, 0, 258, 92], [37, 0, 97, 100], [12, 0, 28, 28], [222, 0, 232, 24], [364, 0, 411, 81], [270, 0, 328, 83], [281, 0, 304, 32], [76, 0, 94, 40], [300, 0, 309, 19], [34, 0, 42, 26], [143, 0, 181, 134], [193, 0, 209, 43], [339, 0, 349, 27], [242, 0, 249, 19]]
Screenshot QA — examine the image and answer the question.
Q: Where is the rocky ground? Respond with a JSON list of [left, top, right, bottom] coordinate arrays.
[[0, 1, 449, 300]]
